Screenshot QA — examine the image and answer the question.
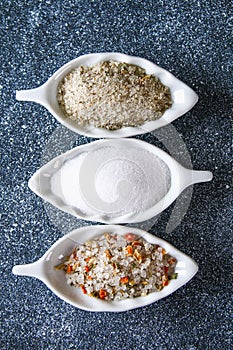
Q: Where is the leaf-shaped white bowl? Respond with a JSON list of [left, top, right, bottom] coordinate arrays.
[[12, 225, 198, 312], [28, 138, 213, 224], [16, 52, 198, 138]]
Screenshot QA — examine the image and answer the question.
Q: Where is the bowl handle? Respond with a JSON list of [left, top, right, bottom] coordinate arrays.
[[16, 83, 48, 106], [180, 166, 213, 190], [12, 260, 45, 282]]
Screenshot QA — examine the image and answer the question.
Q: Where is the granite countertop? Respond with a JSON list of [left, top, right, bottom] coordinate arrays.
[[1, 1, 232, 349]]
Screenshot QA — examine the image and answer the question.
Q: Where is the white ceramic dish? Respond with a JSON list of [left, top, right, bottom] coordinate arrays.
[[28, 138, 213, 224], [12, 224, 198, 312], [16, 52, 198, 138]]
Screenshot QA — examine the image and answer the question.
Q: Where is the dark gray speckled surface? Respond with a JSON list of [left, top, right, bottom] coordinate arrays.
[[1, 0, 232, 349]]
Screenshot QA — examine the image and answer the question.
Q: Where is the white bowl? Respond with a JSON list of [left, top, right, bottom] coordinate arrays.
[[16, 52, 198, 138], [12, 224, 198, 312], [28, 138, 213, 224]]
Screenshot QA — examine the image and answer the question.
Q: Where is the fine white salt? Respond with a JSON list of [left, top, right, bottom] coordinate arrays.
[[51, 146, 171, 219]]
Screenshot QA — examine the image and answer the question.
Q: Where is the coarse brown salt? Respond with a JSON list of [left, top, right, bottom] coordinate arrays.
[[57, 61, 172, 130]]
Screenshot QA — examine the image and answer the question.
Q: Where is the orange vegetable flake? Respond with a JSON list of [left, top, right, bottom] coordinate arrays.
[[126, 245, 133, 255], [120, 276, 129, 284], [99, 289, 107, 299], [133, 249, 142, 263], [66, 265, 73, 274], [105, 249, 112, 259], [168, 258, 176, 264]]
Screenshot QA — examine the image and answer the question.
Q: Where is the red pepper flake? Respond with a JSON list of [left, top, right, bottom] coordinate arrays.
[[120, 276, 129, 284], [164, 266, 169, 274], [99, 289, 107, 299], [81, 285, 87, 294], [162, 279, 169, 287], [84, 266, 90, 273], [85, 257, 91, 262], [132, 241, 141, 246]]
